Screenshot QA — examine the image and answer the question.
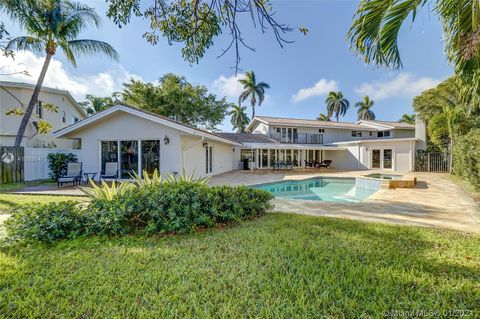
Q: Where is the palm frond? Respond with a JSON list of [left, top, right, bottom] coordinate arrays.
[[6, 36, 44, 54], [66, 39, 119, 61]]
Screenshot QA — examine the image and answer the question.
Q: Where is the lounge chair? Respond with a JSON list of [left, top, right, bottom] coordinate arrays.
[[57, 162, 82, 187], [101, 162, 120, 181], [304, 160, 314, 168], [318, 160, 332, 169]]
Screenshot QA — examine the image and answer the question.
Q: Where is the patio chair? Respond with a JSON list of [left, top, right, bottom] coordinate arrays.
[[319, 160, 333, 169], [57, 162, 83, 187], [101, 162, 120, 181], [304, 160, 314, 168]]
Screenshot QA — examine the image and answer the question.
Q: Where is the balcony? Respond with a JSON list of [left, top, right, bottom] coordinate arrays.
[[269, 132, 323, 144]]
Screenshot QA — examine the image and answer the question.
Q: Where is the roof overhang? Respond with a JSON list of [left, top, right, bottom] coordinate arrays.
[[241, 143, 347, 150], [53, 104, 243, 146], [331, 138, 418, 145]]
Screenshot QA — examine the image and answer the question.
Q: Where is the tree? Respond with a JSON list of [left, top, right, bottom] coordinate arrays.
[[80, 94, 117, 115], [325, 91, 349, 122], [2, 0, 118, 147], [316, 113, 331, 121], [355, 96, 375, 121], [347, 0, 480, 109], [122, 74, 230, 131], [228, 105, 249, 133], [104, 0, 304, 72], [238, 71, 270, 120], [399, 114, 416, 125]]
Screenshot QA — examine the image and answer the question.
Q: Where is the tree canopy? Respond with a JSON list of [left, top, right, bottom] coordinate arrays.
[[122, 73, 231, 131]]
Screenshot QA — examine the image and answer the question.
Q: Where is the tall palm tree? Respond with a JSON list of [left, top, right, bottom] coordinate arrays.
[[316, 113, 331, 121], [228, 105, 250, 133], [238, 71, 270, 119], [2, 0, 118, 147], [81, 94, 115, 115], [399, 114, 416, 125], [325, 91, 349, 122], [355, 96, 375, 121]]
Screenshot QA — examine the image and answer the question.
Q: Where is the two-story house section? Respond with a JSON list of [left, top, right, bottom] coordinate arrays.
[[218, 116, 423, 172], [0, 81, 86, 148]]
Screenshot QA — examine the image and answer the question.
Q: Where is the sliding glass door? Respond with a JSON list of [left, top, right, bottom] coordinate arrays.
[[120, 140, 138, 178], [141, 140, 160, 176]]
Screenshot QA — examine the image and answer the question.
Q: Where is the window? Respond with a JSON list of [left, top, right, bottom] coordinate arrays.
[[36, 101, 43, 119], [205, 145, 213, 174], [71, 116, 79, 124], [62, 111, 66, 123], [318, 128, 325, 133], [377, 131, 391, 138], [369, 131, 373, 136], [101, 141, 118, 173], [351, 131, 362, 137]]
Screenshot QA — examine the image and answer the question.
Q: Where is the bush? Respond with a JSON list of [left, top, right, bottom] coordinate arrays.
[[4, 201, 84, 243], [85, 182, 274, 236], [452, 129, 480, 190], [4, 181, 274, 243], [47, 152, 77, 179]]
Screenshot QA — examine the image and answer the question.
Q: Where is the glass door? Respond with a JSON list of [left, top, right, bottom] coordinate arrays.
[[120, 140, 138, 178], [141, 140, 160, 176], [383, 149, 393, 169], [372, 149, 381, 169]]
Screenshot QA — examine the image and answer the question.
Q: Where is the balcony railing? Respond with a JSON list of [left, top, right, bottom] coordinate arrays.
[[269, 132, 323, 144]]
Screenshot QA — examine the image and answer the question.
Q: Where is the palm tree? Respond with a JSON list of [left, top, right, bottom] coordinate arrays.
[[316, 113, 331, 121], [355, 96, 375, 121], [81, 94, 115, 115], [238, 71, 270, 119], [2, 0, 118, 147], [228, 105, 250, 133], [347, 0, 480, 109], [399, 114, 416, 125], [325, 91, 349, 122]]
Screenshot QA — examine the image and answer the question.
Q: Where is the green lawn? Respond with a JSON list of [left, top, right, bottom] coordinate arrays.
[[1, 214, 479, 318], [0, 193, 87, 213]]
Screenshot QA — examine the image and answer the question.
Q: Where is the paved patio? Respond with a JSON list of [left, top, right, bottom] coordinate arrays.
[[210, 170, 480, 233], [6, 169, 480, 233]]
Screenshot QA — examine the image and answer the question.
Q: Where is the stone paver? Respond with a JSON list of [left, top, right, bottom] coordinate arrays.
[[210, 170, 480, 233]]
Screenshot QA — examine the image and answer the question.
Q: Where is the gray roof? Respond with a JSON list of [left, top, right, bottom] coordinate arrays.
[[216, 133, 279, 144]]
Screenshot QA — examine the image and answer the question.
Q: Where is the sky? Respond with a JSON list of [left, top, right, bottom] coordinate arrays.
[[1, 0, 452, 131]]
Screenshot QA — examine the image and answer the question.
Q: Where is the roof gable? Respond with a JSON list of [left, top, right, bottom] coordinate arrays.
[[53, 104, 242, 146]]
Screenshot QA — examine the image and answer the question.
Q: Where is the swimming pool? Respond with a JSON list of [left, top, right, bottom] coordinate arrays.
[[253, 177, 381, 203]]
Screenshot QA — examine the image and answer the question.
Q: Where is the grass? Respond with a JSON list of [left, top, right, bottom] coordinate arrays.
[[1, 213, 479, 318]]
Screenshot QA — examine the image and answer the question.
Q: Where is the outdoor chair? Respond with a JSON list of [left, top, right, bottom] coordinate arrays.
[[304, 160, 314, 168], [319, 160, 333, 169], [57, 162, 82, 187], [101, 162, 120, 181]]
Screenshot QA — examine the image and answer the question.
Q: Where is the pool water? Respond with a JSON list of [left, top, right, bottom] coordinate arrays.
[[365, 173, 402, 180], [254, 177, 380, 203]]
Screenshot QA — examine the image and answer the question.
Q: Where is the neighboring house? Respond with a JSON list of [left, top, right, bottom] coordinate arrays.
[[0, 81, 86, 148], [54, 104, 425, 179]]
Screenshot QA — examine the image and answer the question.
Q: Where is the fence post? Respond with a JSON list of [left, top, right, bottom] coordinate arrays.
[[427, 153, 430, 172]]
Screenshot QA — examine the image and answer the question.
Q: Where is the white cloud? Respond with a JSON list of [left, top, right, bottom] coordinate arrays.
[[354, 73, 442, 101], [212, 73, 245, 99], [291, 79, 338, 103], [0, 51, 141, 100]]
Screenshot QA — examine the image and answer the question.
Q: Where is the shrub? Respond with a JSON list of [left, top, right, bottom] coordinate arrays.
[[452, 129, 480, 190], [4, 201, 84, 243], [47, 152, 77, 179]]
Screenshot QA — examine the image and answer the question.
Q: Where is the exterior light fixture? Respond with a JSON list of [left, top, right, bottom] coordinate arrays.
[[164, 136, 170, 145]]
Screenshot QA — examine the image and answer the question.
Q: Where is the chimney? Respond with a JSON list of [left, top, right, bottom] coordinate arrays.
[[415, 116, 427, 150]]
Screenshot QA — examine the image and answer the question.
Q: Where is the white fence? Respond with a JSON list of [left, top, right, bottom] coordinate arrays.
[[24, 148, 81, 181]]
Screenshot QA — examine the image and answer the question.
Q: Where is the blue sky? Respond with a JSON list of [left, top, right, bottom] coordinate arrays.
[[1, 0, 452, 131]]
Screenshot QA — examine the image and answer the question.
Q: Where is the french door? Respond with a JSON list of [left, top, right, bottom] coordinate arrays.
[[371, 149, 393, 170]]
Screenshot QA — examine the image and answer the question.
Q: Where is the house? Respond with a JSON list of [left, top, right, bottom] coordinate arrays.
[[0, 81, 86, 148], [54, 104, 424, 179]]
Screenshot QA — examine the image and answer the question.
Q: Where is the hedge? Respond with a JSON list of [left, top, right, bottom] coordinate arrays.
[[452, 129, 480, 191]]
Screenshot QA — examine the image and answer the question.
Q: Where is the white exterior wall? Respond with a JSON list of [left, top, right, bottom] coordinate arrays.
[[323, 147, 361, 170], [250, 122, 269, 135], [24, 147, 81, 181], [358, 141, 413, 171], [181, 136, 235, 178], [69, 112, 183, 176], [0, 86, 84, 148]]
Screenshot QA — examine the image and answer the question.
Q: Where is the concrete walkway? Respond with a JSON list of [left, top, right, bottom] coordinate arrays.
[[210, 170, 480, 233]]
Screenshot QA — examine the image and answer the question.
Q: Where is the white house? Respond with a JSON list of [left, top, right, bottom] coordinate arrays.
[[54, 104, 424, 179], [0, 81, 86, 148]]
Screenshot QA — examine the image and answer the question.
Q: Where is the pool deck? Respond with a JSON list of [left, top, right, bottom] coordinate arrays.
[[210, 170, 480, 233], [5, 169, 480, 233]]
